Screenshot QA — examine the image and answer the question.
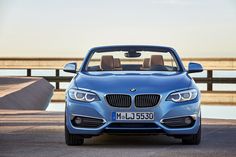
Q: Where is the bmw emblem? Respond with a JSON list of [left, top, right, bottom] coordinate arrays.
[[130, 88, 136, 92]]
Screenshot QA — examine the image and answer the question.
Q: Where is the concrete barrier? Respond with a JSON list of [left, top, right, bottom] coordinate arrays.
[[0, 77, 54, 110]]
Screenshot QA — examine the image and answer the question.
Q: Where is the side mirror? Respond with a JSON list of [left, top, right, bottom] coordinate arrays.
[[63, 62, 77, 73], [188, 62, 203, 73]]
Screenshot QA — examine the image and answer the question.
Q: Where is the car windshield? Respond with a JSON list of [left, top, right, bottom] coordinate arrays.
[[86, 50, 180, 72]]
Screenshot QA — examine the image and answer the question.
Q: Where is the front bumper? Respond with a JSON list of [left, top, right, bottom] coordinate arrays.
[[66, 97, 201, 136]]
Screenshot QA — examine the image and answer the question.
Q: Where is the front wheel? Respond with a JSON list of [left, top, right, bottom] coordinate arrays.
[[182, 125, 201, 145], [65, 114, 84, 146]]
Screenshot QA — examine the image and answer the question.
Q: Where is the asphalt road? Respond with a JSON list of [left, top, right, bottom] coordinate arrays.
[[0, 110, 236, 157]]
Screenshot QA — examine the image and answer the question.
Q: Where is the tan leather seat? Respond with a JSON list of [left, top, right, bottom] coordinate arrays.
[[101, 55, 114, 71], [114, 58, 122, 70], [149, 55, 164, 67], [142, 58, 150, 68]]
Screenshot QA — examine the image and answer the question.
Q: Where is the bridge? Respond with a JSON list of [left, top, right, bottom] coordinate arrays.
[[0, 57, 235, 105], [0, 109, 235, 157], [0, 57, 236, 156]]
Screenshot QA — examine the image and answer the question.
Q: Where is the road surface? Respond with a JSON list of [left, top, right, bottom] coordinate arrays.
[[0, 110, 235, 157]]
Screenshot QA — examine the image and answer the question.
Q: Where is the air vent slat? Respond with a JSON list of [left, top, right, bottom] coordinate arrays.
[[106, 94, 131, 108], [135, 94, 160, 108]]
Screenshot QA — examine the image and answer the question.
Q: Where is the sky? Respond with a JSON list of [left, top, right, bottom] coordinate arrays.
[[0, 0, 235, 58]]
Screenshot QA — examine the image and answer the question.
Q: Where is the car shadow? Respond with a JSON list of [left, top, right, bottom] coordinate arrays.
[[83, 134, 182, 147]]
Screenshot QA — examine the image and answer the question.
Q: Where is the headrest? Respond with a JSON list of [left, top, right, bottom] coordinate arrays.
[[114, 58, 121, 68], [101, 55, 114, 70], [142, 58, 150, 68], [149, 55, 164, 67]]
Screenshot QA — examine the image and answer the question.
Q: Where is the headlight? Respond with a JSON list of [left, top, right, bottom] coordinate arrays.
[[167, 89, 198, 102], [68, 89, 100, 102]]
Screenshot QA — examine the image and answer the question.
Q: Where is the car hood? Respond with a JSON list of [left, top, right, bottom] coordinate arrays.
[[74, 71, 191, 94]]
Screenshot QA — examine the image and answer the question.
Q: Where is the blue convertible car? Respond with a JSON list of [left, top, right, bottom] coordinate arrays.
[[63, 45, 203, 145]]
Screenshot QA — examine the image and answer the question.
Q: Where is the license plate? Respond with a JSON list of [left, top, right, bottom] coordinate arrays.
[[112, 112, 154, 121]]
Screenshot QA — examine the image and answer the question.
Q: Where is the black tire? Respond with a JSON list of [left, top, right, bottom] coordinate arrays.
[[182, 125, 201, 145], [65, 115, 84, 146]]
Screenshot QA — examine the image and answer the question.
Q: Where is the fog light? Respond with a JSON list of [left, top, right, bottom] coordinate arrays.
[[74, 117, 82, 124], [161, 116, 195, 128], [184, 117, 192, 125]]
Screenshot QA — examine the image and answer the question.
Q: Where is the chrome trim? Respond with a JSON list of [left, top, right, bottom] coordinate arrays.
[[104, 93, 132, 109], [133, 93, 162, 109], [160, 114, 198, 124], [104, 93, 162, 109], [71, 114, 106, 124]]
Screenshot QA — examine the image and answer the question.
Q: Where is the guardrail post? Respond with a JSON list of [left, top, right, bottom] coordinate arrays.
[[207, 70, 213, 91], [27, 69, 31, 77], [56, 69, 60, 90]]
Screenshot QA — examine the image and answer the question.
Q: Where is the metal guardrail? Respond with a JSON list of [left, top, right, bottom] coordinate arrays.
[[0, 57, 235, 69], [0, 58, 235, 104]]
